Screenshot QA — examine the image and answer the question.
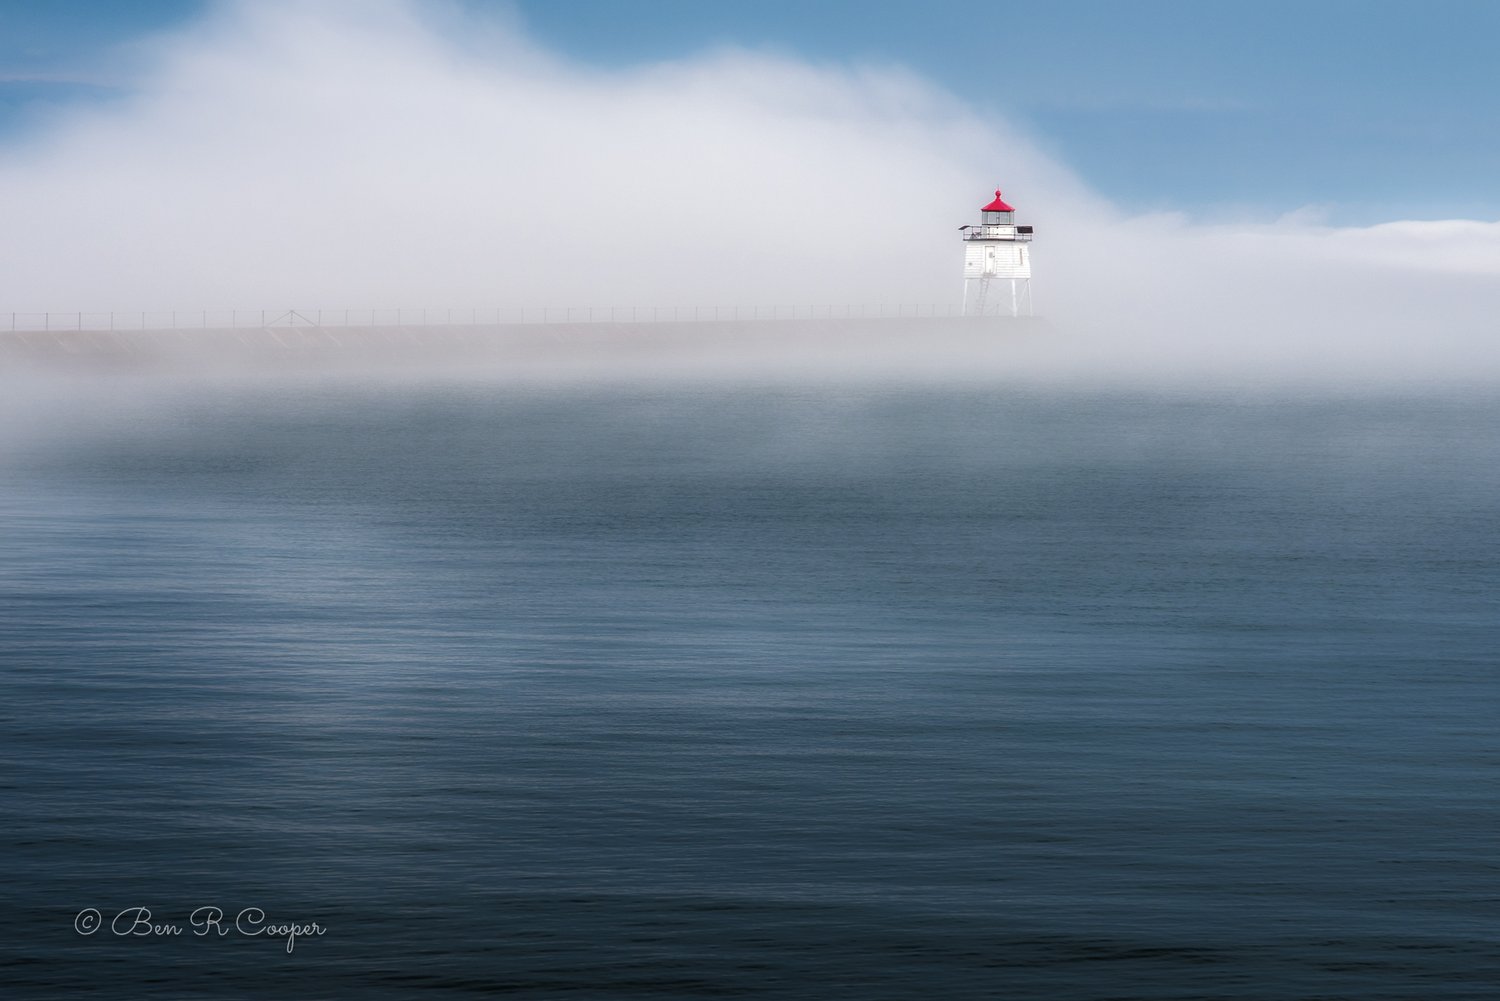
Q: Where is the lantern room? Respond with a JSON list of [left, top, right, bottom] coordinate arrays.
[[980, 190, 1015, 226]]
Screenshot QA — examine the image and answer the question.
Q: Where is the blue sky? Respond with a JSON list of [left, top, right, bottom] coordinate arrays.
[[1, 0, 1497, 224]]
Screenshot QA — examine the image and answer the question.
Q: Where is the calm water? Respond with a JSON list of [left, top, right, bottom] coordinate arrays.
[[2, 376, 1498, 999]]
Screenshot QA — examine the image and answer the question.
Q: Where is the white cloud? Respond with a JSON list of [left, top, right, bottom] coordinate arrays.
[[0, 0, 1086, 312], [2, 0, 1497, 384]]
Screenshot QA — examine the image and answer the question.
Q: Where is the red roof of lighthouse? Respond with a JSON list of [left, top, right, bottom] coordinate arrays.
[[982, 189, 1015, 212]]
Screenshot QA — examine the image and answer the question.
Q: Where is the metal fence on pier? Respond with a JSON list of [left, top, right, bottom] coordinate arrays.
[[0, 303, 1009, 333]]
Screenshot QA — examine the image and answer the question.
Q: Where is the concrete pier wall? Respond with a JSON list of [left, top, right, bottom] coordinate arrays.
[[0, 316, 1049, 376]]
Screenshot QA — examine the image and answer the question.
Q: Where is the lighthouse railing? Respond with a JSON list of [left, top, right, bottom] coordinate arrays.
[[960, 225, 1032, 242]]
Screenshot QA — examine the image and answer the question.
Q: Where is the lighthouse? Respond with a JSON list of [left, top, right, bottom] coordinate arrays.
[[960, 188, 1034, 317]]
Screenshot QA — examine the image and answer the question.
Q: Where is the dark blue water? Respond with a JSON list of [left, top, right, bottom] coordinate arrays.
[[3, 378, 1498, 999]]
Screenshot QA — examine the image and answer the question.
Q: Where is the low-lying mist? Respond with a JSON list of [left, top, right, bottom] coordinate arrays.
[[2, 0, 1498, 387]]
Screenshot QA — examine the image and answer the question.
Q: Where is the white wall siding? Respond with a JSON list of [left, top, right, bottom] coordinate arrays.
[[963, 243, 1031, 279]]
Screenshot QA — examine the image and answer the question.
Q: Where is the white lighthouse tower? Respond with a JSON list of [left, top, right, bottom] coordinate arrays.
[[960, 188, 1034, 317]]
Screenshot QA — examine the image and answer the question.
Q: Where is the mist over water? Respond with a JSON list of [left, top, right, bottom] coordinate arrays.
[[5, 2, 1500, 997], [4, 370, 1500, 998]]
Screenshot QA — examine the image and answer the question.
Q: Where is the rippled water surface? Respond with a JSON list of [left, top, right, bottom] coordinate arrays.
[[3, 377, 1498, 999]]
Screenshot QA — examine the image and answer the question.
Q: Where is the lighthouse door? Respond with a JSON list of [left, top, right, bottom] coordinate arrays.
[[984, 246, 997, 275]]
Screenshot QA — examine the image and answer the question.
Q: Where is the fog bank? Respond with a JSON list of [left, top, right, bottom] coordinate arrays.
[[2, 0, 1497, 385]]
